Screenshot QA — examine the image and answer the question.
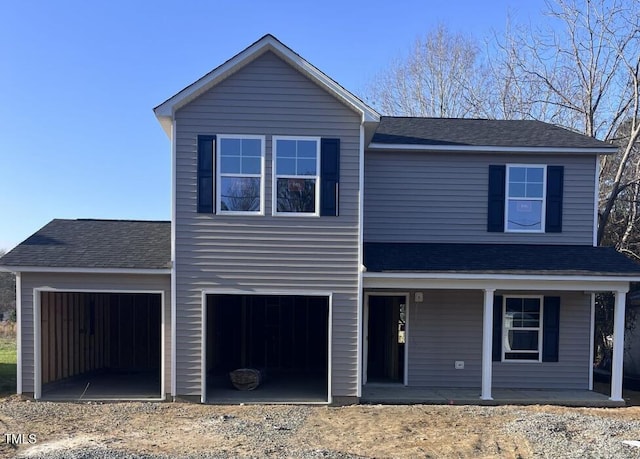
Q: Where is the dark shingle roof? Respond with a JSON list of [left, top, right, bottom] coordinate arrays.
[[364, 243, 640, 276], [371, 117, 615, 149], [0, 219, 171, 270]]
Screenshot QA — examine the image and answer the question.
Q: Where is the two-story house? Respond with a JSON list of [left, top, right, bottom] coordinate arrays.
[[2, 35, 640, 405]]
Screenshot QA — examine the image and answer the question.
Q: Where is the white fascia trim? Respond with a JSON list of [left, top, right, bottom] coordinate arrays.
[[34, 287, 166, 295], [15, 273, 22, 394], [356, 123, 365, 398], [367, 143, 618, 155], [364, 274, 633, 293], [364, 272, 640, 283], [201, 288, 333, 297], [170, 118, 177, 398], [154, 35, 380, 136], [9, 267, 171, 274]]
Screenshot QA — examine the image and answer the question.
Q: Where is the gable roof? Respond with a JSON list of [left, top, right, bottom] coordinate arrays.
[[369, 117, 617, 153], [154, 34, 380, 136], [364, 242, 640, 277], [0, 219, 171, 271]]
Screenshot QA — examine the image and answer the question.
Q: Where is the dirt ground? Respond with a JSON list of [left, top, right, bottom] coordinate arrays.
[[2, 396, 640, 459]]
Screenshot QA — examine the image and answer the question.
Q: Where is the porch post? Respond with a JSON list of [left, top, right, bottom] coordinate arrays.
[[481, 288, 495, 400], [610, 288, 628, 402]]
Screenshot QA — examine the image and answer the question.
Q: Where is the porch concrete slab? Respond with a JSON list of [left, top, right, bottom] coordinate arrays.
[[361, 384, 625, 407]]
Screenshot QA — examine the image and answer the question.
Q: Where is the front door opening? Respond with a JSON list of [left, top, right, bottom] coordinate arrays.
[[205, 294, 329, 403], [367, 295, 406, 383]]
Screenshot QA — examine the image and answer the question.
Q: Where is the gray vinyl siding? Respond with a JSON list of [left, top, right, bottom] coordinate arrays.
[[174, 51, 362, 397], [493, 290, 591, 389], [366, 289, 591, 389], [408, 290, 484, 387], [364, 151, 596, 244], [19, 272, 171, 395]]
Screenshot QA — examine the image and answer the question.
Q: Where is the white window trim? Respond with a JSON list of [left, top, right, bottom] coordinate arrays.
[[216, 134, 265, 216], [272, 135, 321, 217], [502, 295, 544, 363], [505, 164, 547, 233]]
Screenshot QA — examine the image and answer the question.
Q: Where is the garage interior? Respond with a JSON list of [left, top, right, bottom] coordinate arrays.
[[40, 292, 162, 400], [206, 294, 329, 403]]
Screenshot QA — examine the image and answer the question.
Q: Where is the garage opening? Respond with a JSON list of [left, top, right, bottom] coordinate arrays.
[[39, 292, 162, 400], [205, 294, 329, 403]]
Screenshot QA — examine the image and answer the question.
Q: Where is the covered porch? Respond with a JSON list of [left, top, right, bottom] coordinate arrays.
[[362, 243, 640, 404]]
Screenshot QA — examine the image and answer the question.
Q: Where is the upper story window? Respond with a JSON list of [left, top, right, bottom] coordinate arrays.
[[273, 136, 320, 216], [505, 165, 546, 232], [503, 296, 543, 362], [488, 164, 563, 234], [217, 135, 265, 214]]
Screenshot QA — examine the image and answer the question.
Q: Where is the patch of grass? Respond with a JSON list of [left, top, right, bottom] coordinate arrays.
[[0, 336, 17, 395]]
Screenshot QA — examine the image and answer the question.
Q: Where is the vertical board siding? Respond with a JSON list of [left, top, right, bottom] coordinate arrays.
[[174, 51, 362, 397], [19, 273, 171, 395], [366, 289, 591, 389], [40, 292, 111, 384], [364, 151, 596, 244]]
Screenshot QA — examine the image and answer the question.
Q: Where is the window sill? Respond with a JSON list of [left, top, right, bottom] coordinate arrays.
[[272, 212, 320, 218]]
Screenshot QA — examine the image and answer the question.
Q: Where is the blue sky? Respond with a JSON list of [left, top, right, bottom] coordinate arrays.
[[0, 0, 545, 251]]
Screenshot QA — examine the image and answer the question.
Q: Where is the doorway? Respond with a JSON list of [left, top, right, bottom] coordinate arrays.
[[365, 294, 408, 384], [204, 293, 330, 403]]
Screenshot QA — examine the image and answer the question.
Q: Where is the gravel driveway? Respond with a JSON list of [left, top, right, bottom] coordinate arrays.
[[2, 396, 640, 458]]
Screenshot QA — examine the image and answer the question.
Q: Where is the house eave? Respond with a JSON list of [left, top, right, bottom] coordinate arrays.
[[0, 266, 172, 275], [363, 271, 637, 292], [153, 35, 380, 138], [367, 143, 618, 155]]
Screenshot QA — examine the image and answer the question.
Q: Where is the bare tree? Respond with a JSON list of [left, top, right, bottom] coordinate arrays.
[[493, 0, 640, 247], [366, 25, 487, 118]]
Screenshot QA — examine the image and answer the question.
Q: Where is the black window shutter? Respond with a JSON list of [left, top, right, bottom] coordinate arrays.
[[492, 295, 503, 361], [197, 135, 216, 213], [542, 296, 560, 362], [545, 166, 564, 233], [487, 165, 506, 232], [320, 138, 340, 216]]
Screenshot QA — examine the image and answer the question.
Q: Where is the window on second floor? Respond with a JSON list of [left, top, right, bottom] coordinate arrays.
[[505, 165, 546, 232], [488, 164, 564, 234], [216, 135, 265, 214], [273, 136, 320, 216]]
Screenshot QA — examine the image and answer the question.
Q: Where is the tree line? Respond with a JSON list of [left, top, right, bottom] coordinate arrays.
[[0, 250, 15, 321]]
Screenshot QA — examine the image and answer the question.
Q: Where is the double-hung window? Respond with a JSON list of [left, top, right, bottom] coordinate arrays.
[[506, 165, 546, 232], [273, 136, 320, 215], [503, 296, 542, 361], [217, 135, 264, 214]]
